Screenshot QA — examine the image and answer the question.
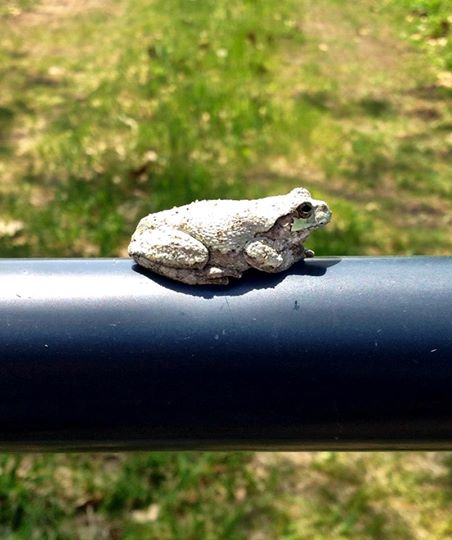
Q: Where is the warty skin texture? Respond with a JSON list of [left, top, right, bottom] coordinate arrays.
[[129, 188, 332, 285]]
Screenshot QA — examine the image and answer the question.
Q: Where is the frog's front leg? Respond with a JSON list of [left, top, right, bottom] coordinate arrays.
[[129, 227, 209, 270], [244, 239, 283, 272], [244, 239, 304, 273]]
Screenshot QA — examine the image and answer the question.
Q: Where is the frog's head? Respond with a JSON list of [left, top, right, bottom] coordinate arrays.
[[287, 188, 332, 233]]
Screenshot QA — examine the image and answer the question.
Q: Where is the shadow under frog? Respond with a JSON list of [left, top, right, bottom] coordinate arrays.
[[132, 257, 341, 299]]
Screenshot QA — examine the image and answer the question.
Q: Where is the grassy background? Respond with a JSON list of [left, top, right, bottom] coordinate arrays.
[[0, 0, 451, 538]]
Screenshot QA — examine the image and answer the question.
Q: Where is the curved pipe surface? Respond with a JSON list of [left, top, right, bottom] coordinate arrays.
[[0, 257, 451, 451]]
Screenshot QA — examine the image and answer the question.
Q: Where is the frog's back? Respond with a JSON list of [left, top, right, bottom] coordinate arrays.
[[137, 190, 308, 251]]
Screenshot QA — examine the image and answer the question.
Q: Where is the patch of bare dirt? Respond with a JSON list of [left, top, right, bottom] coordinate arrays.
[[8, 0, 114, 27], [286, 0, 447, 121], [295, 0, 420, 97]]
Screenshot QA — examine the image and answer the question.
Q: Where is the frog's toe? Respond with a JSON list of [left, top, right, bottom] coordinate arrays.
[[207, 266, 242, 279]]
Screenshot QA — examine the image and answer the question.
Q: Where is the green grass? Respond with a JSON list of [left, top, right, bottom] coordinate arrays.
[[1, 452, 451, 539], [0, 0, 451, 538], [390, 0, 452, 71], [1, 0, 450, 258], [0, 453, 284, 539]]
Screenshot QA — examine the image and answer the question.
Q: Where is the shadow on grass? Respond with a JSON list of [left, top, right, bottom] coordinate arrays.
[[437, 453, 452, 504], [0, 106, 16, 156], [405, 84, 452, 101], [298, 91, 395, 118]]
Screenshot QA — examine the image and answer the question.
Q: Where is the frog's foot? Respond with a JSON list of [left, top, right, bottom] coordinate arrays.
[[135, 258, 241, 285], [158, 265, 232, 285], [304, 248, 315, 258], [206, 266, 242, 281]]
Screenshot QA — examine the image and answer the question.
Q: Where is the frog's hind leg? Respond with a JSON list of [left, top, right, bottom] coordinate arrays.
[[129, 227, 243, 284], [129, 227, 209, 270]]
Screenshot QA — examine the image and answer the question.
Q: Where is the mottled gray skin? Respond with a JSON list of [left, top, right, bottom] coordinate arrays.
[[129, 187, 332, 285]]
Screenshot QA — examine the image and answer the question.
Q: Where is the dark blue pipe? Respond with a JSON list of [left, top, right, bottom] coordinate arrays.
[[0, 257, 451, 451]]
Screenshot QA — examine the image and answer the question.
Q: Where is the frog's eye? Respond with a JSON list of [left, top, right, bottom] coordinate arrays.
[[297, 202, 313, 219]]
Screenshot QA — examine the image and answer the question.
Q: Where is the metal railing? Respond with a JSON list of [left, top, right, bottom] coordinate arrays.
[[0, 257, 451, 451]]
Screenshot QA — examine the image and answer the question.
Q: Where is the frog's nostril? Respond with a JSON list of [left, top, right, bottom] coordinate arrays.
[[315, 205, 332, 225]]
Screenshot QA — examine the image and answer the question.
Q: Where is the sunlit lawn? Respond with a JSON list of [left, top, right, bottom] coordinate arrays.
[[0, 0, 451, 538]]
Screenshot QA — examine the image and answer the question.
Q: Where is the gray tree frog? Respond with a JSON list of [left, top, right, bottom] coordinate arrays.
[[129, 187, 332, 285]]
